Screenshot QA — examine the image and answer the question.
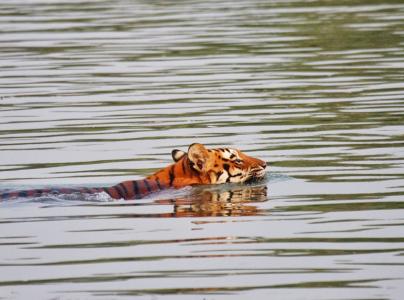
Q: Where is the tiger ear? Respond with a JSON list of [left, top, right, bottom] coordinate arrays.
[[171, 149, 186, 162], [188, 143, 209, 172]]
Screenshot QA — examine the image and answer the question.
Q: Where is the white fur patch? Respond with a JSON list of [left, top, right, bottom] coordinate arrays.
[[216, 172, 229, 183], [221, 148, 238, 160]]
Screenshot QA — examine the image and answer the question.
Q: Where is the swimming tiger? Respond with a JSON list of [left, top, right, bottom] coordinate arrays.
[[0, 143, 267, 201]]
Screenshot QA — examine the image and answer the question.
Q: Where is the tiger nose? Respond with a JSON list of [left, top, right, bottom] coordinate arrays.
[[261, 161, 267, 169]]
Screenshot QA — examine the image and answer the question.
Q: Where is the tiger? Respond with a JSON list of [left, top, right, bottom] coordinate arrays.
[[0, 143, 267, 201]]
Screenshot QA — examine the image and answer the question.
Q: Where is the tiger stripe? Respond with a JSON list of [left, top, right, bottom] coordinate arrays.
[[103, 187, 111, 195], [148, 179, 160, 192], [169, 165, 175, 186], [115, 185, 126, 199], [181, 157, 187, 174], [133, 180, 140, 198], [118, 183, 130, 199], [156, 178, 163, 190], [143, 179, 152, 193], [18, 191, 28, 198], [137, 180, 148, 195], [106, 186, 120, 199]]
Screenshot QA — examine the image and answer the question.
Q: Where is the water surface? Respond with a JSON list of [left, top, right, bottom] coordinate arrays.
[[1, 0, 404, 299]]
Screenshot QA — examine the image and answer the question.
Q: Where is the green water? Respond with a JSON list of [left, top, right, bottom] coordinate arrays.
[[1, 0, 404, 299]]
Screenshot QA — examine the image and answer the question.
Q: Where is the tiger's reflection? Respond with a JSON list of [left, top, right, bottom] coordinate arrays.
[[154, 183, 268, 217]]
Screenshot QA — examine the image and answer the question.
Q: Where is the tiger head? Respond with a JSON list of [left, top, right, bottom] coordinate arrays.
[[148, 143, 267, 188]]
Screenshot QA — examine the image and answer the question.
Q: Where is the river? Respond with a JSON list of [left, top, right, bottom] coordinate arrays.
[[1, 0, 404, 299]]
